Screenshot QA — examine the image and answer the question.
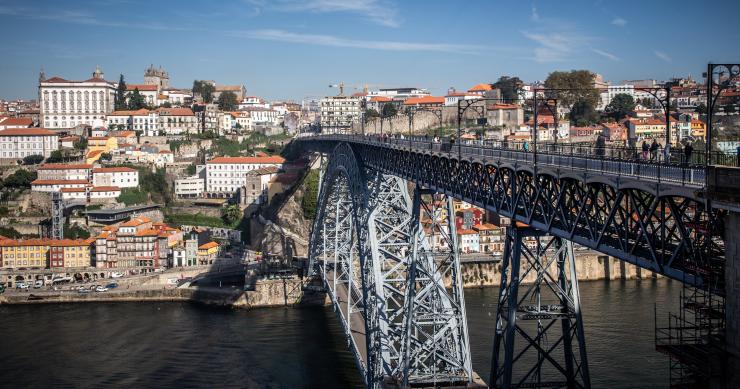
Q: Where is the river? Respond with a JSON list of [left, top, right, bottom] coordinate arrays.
[[0, 278, 680, 388]]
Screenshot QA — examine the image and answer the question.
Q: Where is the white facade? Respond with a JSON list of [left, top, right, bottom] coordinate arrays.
[[367, 87, 430, 100], [598, 84, 634, 110], [239, 96, 270, 109], [205, 156, 285, 196], [175, 177, 205, 198], [38, 67, 116, 129], [92, 167, 139, 188], [38, 163, 92, 181], [320, 96, 361, 132], [160, 89, 192, 106], [106, 109, 160, 136], [247, 109, 281, 125], [61, 186, 121, 200], [0, 128, 59, 159], [31, 179, 89, 193], [156, 107, 197, 135]]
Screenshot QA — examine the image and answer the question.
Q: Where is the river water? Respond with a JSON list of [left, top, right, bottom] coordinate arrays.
[[0, 278, 680, 388]]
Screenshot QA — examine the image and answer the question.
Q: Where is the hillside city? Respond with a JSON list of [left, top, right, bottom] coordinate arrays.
[[0, 64, 738, 289]]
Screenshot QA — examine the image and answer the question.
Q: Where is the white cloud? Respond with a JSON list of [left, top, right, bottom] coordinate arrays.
[[246, 0, 401, 27], [654, 50, 672, 62], [234, 29, 484, 54], [522, 31, 593, 62], [611, 17, 627, 27], [591, 48, 619, 61], [531, 3, 539, 21]]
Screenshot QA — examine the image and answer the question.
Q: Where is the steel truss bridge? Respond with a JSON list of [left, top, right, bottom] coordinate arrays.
[[298, 134, 725, 389]]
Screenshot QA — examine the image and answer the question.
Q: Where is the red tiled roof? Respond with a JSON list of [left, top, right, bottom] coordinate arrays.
[[369, 96, 393, 102], [155, 107, 194, 116], [91, 186, 121, 192], [199, 241, 219, 250], [121, 216, 151, 227], [126, 84, 158, 91], [0, 128, 57, 136], [488, 104, 519, 110], [0, 117, 33, 126], [87, 150, 104, 158], [108, 109, 150, 116], [32, 179, 89, 185], [468, 83, 493, 92], [60, 187, 87, 193], [207, 156, 285, 164], [404, 96, 445, 106]]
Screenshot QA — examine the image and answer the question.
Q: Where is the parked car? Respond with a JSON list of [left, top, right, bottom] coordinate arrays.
[[77, 287, 90, 294], [95, 286, 108, 292], [16, 282, 29, 290], [105, 283, 118, 289], [33, 280, 43, 289], [110, 272, 124, 278]]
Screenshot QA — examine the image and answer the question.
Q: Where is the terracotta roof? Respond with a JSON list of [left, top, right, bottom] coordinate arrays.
[[90, 186, 121, 192], [59, 136, 80, 141], [126, 84, 158, 92], [88, 136, 111, 141], [488, 104, 519, 110], [403, 96, 445, 106], [111, 131, 136, 137], [199, 241, 219, 250], [473, 223, 499, 231], [155, 107, 194, 116], [87, 150, 104, 158], [32, 179, 89, 185], [215, 85, 242, 92], [0, 238, 91, 247], [60, 187, 86, 193], [207, 156, 285, 164], [108, 109, 150, 116], [457, 229, 478, 235], [369, 96, 393, 102], [93, 167, 137, 173], [158, 150, 172, 154], [468, 83, 493, 92], [0, 117, 33, 126], [121, 216, 151, 227], [0, 128, 57, 136], [38, 163, 93, 170]]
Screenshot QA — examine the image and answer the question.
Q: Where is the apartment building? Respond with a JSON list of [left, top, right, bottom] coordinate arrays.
[[0, 128, 59, 159], [205, 156, 285, 196]]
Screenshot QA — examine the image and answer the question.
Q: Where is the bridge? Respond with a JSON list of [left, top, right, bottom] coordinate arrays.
[[296, 133, 731, 388]]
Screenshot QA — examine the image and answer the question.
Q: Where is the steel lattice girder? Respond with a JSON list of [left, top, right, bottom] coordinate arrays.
[[308, 143, 473, 388], [331, 142, 725, 292], [491, 227, 590, 389]]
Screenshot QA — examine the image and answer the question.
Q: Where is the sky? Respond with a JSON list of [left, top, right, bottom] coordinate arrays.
[[1, 0, 739, 101]]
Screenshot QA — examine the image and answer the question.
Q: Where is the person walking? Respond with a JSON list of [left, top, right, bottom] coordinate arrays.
[[523, 141, 529, 152], [684, 142, 694, 166], [641, 140, 649, 160], [736, 144, 740, 167], [649, 139, 659, 161], [664, 142, 672, 164]]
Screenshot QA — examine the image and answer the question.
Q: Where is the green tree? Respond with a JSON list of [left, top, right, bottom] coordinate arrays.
[[364, 108, 379, 120], [0, 226, 22, 239], [605, 93, 636, 121], [46, 150, 64, 163], [100, 152, 112, 161], [381, 103, 397, 118], [4, 169, 36, 189], [127, 88, 147, 110], [570, 99, 600, 126], [695, 102, 707, 114], [544, 70, 600, 108], [217, 91, 239, 111], [186, 163, 197, 175], [301, 169, 320, 219], [161, 101, 172, 108], [220, 205, 242, 226], [192, 80, 215, 103], [22, 154, 44, 165], [73, 137, 87, 150], [115, 74, 127, 111], [117, 188, 148, 205], [493, 76, 523, 101], [64, 223, 90, 239], [723, 104, 737, 114]]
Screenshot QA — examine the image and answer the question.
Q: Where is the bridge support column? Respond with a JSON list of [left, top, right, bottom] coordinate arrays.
[[724, 212, 740, 386], [491, 225, 590, 389]]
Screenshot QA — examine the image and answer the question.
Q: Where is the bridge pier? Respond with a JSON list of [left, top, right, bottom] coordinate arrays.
[[491, 225, 590, 389], [724, 212, 740, 386]]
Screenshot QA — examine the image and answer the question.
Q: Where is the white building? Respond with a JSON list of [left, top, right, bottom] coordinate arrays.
[[367, 87, 430, 100], [37, 163, 92, 181], [106, 109, 160, 136], [320, 96, 361, 132], [175, 176, 205, 198], [206, 156, 285, 196], [598, 84, 635, 110], [247, 108, 281, 125], [160, 89, 192, 106], [0, 128, 59, 160], [31, 179, 89, 193], [92, 167, 139, 188], [60, 186, 121, 200], [126, 84, 158, 107], [239, 96, 270, 109], [38, 66, 116, 129], [156, 107, 197, 135]]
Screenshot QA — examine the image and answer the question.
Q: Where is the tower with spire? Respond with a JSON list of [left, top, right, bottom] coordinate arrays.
[[92, 65, 104, 79]]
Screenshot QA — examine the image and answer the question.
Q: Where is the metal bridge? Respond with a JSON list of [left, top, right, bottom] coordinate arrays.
[[297, 134, 726, 388]]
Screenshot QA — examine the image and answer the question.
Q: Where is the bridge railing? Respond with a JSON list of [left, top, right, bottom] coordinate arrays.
[[302, 134, 707, 188]]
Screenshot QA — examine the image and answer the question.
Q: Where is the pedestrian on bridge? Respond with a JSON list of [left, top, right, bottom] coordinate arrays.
[[684, 142, 694, 166], [641, 140, 649, 160], [663, 142, 672, 163], [649, 139, 659, 161], [736, 144, 740, 167]]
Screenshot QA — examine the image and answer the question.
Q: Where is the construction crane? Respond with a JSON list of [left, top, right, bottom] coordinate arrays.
[[329, 82, 346, 96], [329, 82, 384, 97]]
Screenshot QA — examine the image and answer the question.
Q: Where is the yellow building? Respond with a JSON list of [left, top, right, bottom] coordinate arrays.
[[691, 119, 706, 139], [197, 241, 219, 265], [88, 136, 118, 154], [0, 239, 93, 269]]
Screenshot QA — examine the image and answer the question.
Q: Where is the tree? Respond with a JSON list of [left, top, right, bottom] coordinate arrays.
[[493, 76, 523, 101], [570, 99, 600, 126], [217, 91, 239, 111], [161, 101, 172, 108], [301, 169, 320, 219], [73, 137, 88, 151], [186, 163, 196, 175], [221, 205, 242, 226], [0, 226, 22, 239], [192, 80, 215, 103], [723, 104, 737, 114], [115, 74, 127, 111], [4, 169, 36, 189], [544, 70, 600, 109], [695, 102, 707, 114], [22, 154, 44, 165], [127, 88, 147, 110], [364, 108, 379, 120], [381, 103, 397, 118], [47, 150, 64, 163], [100, 152, 112, 162], [605, 93, 636, 121]]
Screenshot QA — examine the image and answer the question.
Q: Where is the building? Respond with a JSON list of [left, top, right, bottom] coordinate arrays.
[[94, 217, 177, 269], [160, 88, 192, 106], [467, 83, 494, 96], [60, 186, 121, 201], [457, 229, 480, 253], [175, 176, 206, 198], [107, 109, 160, 136], [144, 65, 170, 89], [404, 96, 445, 109], [156, 107, 197, 135], [0, 128, 59, 160], [31, 179, 89, 193], [241, 166, 279, 206], [486, 104, 524, 129], [320, 95, 361, 132], [206, 156, 285, 196], [244, 108, 281, 125], [38, 66, 116, 129], [49, 239, 93, 268], [197, 241, 219, 265], [598, 84, 635, 110], [213, 85, 246, 101], [87, 136, 118, 154], [37, 163, 92, 181], [0, 238, 92, 269], [445, 91, 480, 107], [92, 167, 139, 188], [126, 84, 158, 107], [367, 87, 430, 101], [0, 117, 33, 130], [474, 223, 503, 254]]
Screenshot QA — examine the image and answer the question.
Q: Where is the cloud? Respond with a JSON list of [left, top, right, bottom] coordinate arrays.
[[522, 31, 594, 62], [235, 29, 484, 54], [246, 0, 400, 27], [611, 17, 627, 27], [531, 3, 539, 21], [591, 48, 619, 61], [654, 50, 672, 62]]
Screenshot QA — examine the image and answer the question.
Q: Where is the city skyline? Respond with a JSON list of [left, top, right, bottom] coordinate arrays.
[[1, 0, 739, 100]]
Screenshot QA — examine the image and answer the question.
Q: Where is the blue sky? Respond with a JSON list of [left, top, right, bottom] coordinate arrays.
[[1, 0, 738, 101]]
